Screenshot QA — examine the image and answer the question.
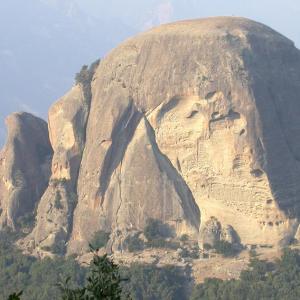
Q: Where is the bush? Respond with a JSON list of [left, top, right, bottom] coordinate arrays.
[[214, 240, 238, 257], [58, 253, 125, 300], [54, 191, 63, 210], [16, 212, 35, 230], [89, 230, 110, 250], [50, 178, 68, 187], [180, 234, 189, 242], [144, 218, 172, 241], [125, 235, 144, 252], [75, 59, 100, 103], [179, 245, 200, 259], [203, 243, 212, 251]]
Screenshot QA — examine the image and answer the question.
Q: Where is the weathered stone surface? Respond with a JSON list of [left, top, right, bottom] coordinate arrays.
[[199, 218, 241, 249], [0, 112, 52, 229], [15, 17, 300, 255], [221, 225, 240, 245], [68, 113, 200, 254], [21, 84, 89, 256], [67, 17, 300, 252], [199, 217, 221, 248]]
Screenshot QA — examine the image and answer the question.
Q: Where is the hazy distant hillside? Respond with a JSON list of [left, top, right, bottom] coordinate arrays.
[[0, 0, 135, 144]]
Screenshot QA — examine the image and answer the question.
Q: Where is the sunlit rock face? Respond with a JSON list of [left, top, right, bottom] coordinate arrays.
[[15, 17, 300, 255], [21, 84, 90, 256], [67, 16, 300, 253]]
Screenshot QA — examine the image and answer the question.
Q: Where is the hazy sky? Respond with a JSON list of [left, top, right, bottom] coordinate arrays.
[[75, 0, 300, 45], [0, 0, 299, 145]]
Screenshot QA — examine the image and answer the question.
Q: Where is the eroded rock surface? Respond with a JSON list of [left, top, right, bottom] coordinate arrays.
[[21, 84, 90, 256], [14, 17, 300, 255], [68, 17, 300, 253], [0, 112, 52, 229]]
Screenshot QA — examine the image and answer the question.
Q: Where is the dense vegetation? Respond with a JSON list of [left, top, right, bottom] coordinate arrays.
[[59, 251, 125, 300], [2, 230, 190, 300], [213, 240, 240, 257], [5, 221, 300, 300], [191, 248, 300, 300], [121, 264, 191, 300], [143, 218, 173, 242], [0, 231, 86, 300]]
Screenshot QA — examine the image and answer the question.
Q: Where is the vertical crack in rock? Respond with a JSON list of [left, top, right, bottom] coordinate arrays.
[[98, 102, 143, 203], [144, 117, 200, 230], [65, 88, 93, 243], [116, 160, 123, 229], [110, 159, 124, 252]]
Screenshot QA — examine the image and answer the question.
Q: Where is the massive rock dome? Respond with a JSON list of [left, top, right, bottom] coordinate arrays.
[[3, 17, 300, 256]]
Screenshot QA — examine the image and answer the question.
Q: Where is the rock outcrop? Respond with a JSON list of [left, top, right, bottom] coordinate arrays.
[[21, 84, 90, 255], [199, 217, 240, 249], [0, 112, 52, 229], [67, 16, 300, 253], [2, 17, 300, 256]]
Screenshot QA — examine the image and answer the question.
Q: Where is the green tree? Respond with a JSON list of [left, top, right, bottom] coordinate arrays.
[[213, 240, 238, 257], [7, 292, 22, 300], [59, 250, 127, 300], [143, 218, 172, 241], [121, 264, 190, 300], [75, 59, 100, 103]]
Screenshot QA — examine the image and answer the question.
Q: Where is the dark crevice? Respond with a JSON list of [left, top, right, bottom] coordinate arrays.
[[98, 102, 143, 202], [239, 129, 246, 136], [205, 91, 217, 99], [187, 110, 199, 119], [157, 96, 181, 121], [210, 109, 240, 124], [65, 60, 100, 248], [250, 169, 264, 177]]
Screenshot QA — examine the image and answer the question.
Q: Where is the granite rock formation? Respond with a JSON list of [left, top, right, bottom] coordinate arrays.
[[20, 84, 90, 256], [2, 17, 300, 256], [0, 113, 52, 230]]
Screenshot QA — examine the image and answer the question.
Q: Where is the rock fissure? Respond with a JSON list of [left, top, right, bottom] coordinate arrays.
[[144, 116, 200, 231], [98, 102, 143, 202]]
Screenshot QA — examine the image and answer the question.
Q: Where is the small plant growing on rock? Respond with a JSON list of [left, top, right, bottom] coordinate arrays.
[[203, 243, 213, 251], [180, 234, 189, 242], [54, 191, 63, 210]]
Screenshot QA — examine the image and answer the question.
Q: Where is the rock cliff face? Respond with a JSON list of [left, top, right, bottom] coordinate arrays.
[[0, 113, 52, 229], [2, 17, 300, 256], [21, 84, 90, 255]]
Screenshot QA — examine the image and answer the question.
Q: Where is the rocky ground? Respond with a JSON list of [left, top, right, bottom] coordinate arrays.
[[78, 241, 288, 284]]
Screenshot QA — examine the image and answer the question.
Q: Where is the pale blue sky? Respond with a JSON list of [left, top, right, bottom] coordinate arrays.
[[75, 0, 300, 46], [0, 0, 299, 144]]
